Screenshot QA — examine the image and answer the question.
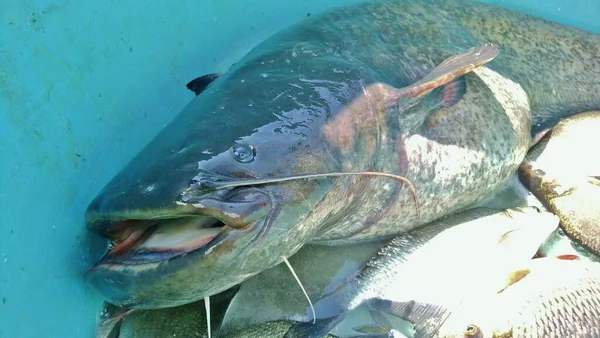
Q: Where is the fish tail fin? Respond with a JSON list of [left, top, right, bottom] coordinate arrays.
[[286, 314, 348, 338], [286, 261, 362, 337], [369, 298, 453, 338]]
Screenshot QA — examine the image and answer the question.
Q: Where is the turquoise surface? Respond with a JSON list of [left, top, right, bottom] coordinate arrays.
[[0, 0, 598, 336]]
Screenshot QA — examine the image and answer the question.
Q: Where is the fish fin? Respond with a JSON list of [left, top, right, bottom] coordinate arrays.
[[285, 315, 346, 338], [369, 298, 452, 338], [388, 44, 497, 133], [418, 76, 467, 129], [286, 267, 354, 337], [493, 211, 559, 265], [367, 308, 414, 338], [555, 254, 580, 260], [397, 43, 498, 101], [352, 324, 389, 335], [320, 261, 362, 298], [430, 76, 467, 108], [497, 268, 531, 293], [298, 261, 360, 322], [589, 176, 600, 187], [186, 73, 220, 95], [96, 302, 134, 338]]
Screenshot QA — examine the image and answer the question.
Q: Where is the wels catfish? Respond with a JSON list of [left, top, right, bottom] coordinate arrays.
[[84, 0, 600, 309], [519, 111, 600, 257], [220, 320, 341, 338], [292, 207, 559, 337], [96, 286, 238, 338], [435, 257, 600, 338]]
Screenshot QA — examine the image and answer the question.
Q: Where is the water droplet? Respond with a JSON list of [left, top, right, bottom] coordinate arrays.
[[230, 143, 256, 163]]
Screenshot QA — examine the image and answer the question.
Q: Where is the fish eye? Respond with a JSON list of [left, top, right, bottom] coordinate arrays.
[[464, 324, 481, 337], [230, 143, 257, 163]]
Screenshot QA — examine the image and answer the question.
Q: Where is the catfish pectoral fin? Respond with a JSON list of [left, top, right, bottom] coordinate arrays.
[[384, 43, 497, 134], [96, 302, 135, 338], [186, 73, 220, 95], [396, 43, 498, 100]]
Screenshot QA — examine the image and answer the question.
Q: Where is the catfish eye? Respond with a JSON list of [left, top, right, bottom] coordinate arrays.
[[230, 143, 256, 163], [464, 324, 481, 337]]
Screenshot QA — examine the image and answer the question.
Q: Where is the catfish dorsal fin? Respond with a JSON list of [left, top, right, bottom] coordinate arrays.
[[186, 73, 220, 96]]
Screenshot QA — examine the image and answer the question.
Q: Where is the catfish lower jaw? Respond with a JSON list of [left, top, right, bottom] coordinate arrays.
[[89, 216, 227, 267]]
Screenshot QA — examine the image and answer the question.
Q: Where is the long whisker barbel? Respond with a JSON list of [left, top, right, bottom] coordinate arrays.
[[188, 171, 421, 220]]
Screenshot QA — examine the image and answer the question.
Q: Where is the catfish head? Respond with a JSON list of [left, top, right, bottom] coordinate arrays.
[[84, 64, 345, 309]]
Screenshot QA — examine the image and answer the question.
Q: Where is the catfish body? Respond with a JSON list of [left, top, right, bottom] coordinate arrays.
[[85, 0, 600, 309]]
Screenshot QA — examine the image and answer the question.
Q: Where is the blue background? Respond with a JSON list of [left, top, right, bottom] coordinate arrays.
[[1, 0, 599, 336]]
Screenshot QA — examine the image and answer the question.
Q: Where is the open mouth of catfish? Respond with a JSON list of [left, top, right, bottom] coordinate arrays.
[[93, 216, 227, 266], [89, 189, 271, 267]]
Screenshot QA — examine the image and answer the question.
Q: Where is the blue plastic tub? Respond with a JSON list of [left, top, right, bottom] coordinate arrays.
[[1, 0, 598, 336]]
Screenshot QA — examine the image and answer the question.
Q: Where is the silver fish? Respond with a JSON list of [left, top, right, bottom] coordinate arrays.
[[293, 207, 559, 337], [436, 257, 600, 338]]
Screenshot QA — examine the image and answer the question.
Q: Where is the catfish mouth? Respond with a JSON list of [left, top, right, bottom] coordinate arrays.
[[88, 187, 273, 268], [91, 216, 228, 266]]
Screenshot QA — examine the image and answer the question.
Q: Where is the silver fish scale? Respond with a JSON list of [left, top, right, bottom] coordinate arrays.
[[492, 261, 600, 338]]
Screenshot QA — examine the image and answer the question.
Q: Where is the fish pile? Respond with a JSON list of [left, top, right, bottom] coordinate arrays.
[[85, 0, 600, 337]]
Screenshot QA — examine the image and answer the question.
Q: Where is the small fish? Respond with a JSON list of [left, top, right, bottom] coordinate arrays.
[[293, 207, 559, 338], [519, 111, 600, 257], [435, 257, 600, 338]]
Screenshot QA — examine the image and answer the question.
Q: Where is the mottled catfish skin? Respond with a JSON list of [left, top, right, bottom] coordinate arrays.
[[436, 258, 600, 338], [519, 111, 600, 258], [96, 287, 239, 338], [220, 320, 341, 338], [85, 0, 600, 309]]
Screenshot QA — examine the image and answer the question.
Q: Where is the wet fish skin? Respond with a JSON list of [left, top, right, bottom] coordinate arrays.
[[294, 206, 559, 337], [435, 257, 600, 338], [218, 320, 341, 338], [85, 0, 600, 309], [96, 286, 239, 338], [519, 111, 600, 257], [219, 319, 396, 338]]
